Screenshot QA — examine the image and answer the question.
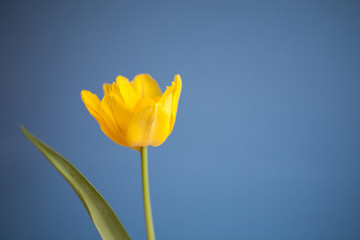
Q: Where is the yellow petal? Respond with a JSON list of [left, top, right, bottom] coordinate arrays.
[[134, 98, 156, 114], [158, 86, 173, 116], [109, 94, 132, 136], [131, 74, 162, 99], [100, 95, 126, 145], [108, 94, 140, 151], [169, 75, 182, 133], [81, 90, 125, 146], [149, 104, 171, 146], [81, 90, 101, 118], [103, 83, 112, 95], [126, 105, 155, 147], [116, 75, 140, 110]]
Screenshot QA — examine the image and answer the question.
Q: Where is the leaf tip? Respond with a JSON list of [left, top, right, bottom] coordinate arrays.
[[20, 125, 30, 137]]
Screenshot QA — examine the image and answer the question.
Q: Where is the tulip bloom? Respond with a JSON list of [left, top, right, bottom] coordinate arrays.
[[81, 74, 182, 149]]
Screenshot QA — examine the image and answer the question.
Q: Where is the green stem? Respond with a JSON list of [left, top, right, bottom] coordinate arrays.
[[140, 147, 155, 240]]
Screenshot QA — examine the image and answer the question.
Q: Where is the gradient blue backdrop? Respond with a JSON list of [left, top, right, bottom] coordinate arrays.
[[1, 0, 360, 239]]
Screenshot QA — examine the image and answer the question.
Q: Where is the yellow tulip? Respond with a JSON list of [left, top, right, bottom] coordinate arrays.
[[81, 74, 182, 149]]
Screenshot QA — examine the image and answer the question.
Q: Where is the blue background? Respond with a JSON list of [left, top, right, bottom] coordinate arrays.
[[1, 0, 360, 239]]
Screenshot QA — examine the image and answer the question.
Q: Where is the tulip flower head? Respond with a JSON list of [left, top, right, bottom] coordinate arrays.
[[81, 74, 182, 149]]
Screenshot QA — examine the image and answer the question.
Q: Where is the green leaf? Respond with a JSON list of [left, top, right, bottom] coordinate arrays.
[[21, 126, 131, 240]]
